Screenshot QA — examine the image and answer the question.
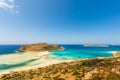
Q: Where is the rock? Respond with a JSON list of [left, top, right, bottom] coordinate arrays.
[[113, 52, 120, 57], [19, 43, 64, 52]]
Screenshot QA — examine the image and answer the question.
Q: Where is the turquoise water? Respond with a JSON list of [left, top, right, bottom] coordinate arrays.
[[0, 45, 120, 59], [0, 45, 120, 72], [0, 45, 120, 60], [47, 45, 120, 60]]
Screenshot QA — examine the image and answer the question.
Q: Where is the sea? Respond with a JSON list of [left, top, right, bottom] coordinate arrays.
[[0, 45, 21, 55], [47, 45, 120, 60], [0, 44, 120, 72], [0, 45, 120, 59]]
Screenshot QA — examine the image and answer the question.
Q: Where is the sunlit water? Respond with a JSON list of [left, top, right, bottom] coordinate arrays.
[[0, 45, 120, 72], [47, 45, 120, 60]]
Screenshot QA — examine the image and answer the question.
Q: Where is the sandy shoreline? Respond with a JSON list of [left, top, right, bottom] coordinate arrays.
[[0, 51, 120, 76], [0, 51, 74, 76], [0, 59, 74, 76]]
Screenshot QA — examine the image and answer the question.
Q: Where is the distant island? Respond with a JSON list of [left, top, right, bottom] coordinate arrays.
[[83, 43, 109, 47], [19, 43, 64, 52]]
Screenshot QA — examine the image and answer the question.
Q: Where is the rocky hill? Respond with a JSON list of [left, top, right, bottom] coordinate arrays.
[[19, 43, 64, 52], [0, 57, 120, 80]]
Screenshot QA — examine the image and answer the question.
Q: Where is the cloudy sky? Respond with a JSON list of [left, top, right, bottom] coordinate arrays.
[[0, 0, 120, 44]]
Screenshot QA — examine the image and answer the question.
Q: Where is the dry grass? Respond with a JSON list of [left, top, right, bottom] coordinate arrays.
[[0, 57, 120, 80]]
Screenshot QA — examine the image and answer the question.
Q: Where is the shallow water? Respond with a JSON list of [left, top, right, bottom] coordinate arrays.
[[0, 45, 120, 72], [0, 53, 39, 72], [47, 45, 120, 60]]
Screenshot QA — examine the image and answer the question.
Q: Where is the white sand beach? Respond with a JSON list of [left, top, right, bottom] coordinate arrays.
[[0, 50, 118, 76], [0, 51, 73, 75]]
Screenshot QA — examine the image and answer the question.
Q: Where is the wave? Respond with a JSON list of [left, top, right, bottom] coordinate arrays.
[[107, 51, 119, 53]]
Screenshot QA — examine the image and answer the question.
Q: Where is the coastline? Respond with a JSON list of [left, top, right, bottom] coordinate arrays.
[[0, 50, 120, 76], [0, 51, 74, 76], [0, 54, 120, 80], [112, 51, 120, 57]]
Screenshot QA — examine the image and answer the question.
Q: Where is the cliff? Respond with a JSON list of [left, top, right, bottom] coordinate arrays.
[[19, 43, 63, 52], [0, 57, 120, 80]]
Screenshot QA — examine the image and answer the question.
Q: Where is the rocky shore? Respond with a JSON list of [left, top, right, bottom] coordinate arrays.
[[112, 52, 120, 57]]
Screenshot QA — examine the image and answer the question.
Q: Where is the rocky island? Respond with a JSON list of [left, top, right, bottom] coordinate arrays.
[[83, 43, 109, 47], [19, 43, 64, 52]]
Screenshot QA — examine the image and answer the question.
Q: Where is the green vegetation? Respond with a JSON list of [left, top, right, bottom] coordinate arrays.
[[106, 73, 120, 80]]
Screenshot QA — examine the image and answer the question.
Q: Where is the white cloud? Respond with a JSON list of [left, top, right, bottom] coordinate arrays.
[[0, 0, 15, 11]]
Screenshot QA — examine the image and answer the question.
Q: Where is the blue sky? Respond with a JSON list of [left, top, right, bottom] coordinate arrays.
[[0, 0, 120, 44]]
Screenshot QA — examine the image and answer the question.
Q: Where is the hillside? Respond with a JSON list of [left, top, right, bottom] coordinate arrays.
[[0, 57, 120, 80]]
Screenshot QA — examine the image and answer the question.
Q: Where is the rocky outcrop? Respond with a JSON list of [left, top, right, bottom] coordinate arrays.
[[19, 43, 64, 52], [113, 52, 120, 57]]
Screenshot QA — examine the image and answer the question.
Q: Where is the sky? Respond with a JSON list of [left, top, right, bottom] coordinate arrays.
[[0, 0, 120, 44]]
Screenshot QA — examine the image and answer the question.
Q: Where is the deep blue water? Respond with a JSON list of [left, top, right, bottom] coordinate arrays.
[[0, 45, 21, 54], [0, 45, 120, 59]]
